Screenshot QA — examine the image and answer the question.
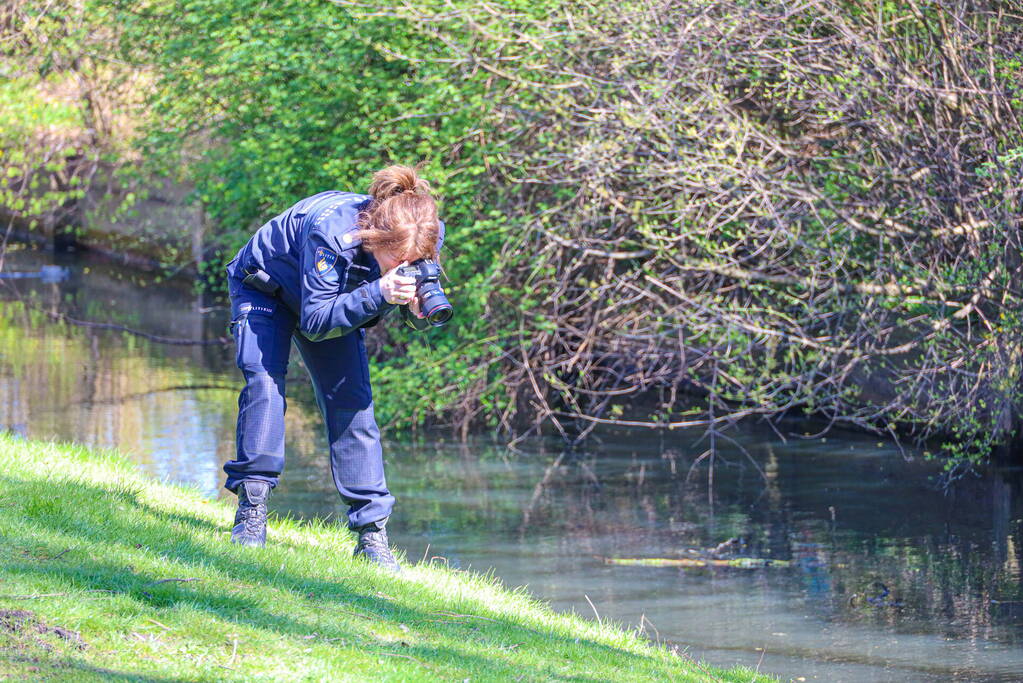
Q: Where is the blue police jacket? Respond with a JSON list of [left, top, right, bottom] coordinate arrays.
[[227, 191, 445, 342]]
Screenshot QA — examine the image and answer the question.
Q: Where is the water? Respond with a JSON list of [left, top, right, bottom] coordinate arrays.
[[2, 245, 1023, 682]]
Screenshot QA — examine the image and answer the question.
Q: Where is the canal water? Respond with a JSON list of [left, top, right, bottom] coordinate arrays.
[[2, 245, 1022, 682]]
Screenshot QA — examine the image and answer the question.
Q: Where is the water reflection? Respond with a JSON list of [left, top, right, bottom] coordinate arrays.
[[1, 245, 1023, 681], [361, 438, 1023, 681]]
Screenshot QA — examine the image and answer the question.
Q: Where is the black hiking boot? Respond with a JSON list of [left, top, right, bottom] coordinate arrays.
[[353, 519, 401, 572], [231, 480, 269, 547]]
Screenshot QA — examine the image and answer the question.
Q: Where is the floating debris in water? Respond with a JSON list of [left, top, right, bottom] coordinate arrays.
[[0, 266, 71, 283], [604, 557, 791, 569]]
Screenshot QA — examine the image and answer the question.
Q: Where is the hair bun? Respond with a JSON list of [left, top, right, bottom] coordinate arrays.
[[356, 163, 441, 264], [369, 165, 431, 202]]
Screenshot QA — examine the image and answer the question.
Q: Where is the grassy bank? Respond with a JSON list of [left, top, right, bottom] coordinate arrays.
[[0, 435, 764, 681]]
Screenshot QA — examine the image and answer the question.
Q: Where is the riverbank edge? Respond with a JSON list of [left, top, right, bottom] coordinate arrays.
[[0, 434, 766, 682]]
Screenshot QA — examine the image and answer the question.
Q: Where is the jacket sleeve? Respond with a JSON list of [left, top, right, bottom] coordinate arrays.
[[298, 229, 395, 342]]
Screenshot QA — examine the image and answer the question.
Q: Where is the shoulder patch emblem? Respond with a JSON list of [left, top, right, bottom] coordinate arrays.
[[314, 246, 338, 275]]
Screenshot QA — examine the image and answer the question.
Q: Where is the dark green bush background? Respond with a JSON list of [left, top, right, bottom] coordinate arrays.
[[2, 0, 1022, 464]]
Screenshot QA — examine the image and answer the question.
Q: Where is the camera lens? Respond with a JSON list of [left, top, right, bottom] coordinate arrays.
[[427, 305, 453, 325], [419, 284, 452, 326]]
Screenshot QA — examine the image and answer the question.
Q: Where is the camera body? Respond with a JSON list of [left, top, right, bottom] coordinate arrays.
[[396, 258, 452, 326]]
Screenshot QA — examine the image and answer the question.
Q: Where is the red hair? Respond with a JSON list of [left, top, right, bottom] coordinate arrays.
[[356, 165, 440, 262]]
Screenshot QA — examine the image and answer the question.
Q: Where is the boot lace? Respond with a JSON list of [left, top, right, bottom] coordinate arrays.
[[358, 530, 395, 561], [239, 505, 265, 535]]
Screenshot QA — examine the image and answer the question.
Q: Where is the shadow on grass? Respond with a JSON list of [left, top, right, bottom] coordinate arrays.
[[0, 472, 704, 682], [0, 655, 185, 683], [0, 616, 181, 682]]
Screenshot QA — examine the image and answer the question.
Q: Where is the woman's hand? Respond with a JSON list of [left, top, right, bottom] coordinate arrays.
[[379, 261, 417, 305], [408, 295, 424, 319]]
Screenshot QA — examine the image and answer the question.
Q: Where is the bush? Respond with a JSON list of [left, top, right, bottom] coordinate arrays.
[[393, 0, 1023, 459], [6, 0, 1023, 463]]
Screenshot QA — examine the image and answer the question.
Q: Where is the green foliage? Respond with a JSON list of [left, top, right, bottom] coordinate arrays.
[[0, 78, 86, 226], [114, 0, 493, 259], [0, 77, 80, 131], [385, 0, 1023, 464], [0, 0, 135, 240], [3, 0, 1023, 465], [101, 0, 517, 424]]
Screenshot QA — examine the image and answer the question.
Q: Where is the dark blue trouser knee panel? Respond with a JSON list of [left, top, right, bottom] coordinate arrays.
[[223, 277, 393, 527], [294, 331, 393, 528], [225, 370, 288, 491], [323, 406, 394, 528]]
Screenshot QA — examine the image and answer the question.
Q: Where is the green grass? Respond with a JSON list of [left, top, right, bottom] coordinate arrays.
[[0, 434, 768, 682]]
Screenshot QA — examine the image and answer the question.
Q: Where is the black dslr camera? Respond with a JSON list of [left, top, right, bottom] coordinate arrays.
[[396, 258, 452, 326]]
